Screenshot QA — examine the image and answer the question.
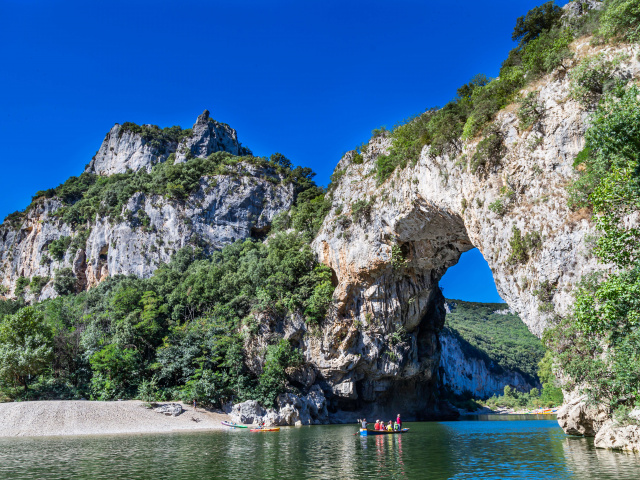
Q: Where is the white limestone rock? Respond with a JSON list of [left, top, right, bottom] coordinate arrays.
[[229, 400, 267, 425], [153, 403, 183, 416], [439, 328, 538, 399], [557, 394, 609, 437], [229, 386, 329, 426], [594, 418, 640, 452], [175, 110, 244, 163], [85, 109, 243, 176]]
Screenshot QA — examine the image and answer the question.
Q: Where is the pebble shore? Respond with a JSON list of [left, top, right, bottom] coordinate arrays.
[[0, 400, 230, 437]]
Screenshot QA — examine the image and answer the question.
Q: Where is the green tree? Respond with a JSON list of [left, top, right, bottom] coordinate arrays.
[[0, 307, 53, 391], [269, 152, 292, 169], [89, 344, 142, 400], [537, 351, 564, 405], [512, 1, 563, 48], [53, 268, 76, 296], [256, 339, 303, 407]]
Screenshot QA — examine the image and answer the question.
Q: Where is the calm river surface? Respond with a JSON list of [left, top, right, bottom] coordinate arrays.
[[1, 415, 640, 479]]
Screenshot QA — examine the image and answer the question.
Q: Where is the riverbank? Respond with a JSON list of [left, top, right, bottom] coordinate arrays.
[[0, 400, 231, 437], [460, 405, 560, 415]]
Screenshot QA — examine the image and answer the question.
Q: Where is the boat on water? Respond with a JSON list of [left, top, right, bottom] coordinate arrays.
[[360, 428, 409, 436], [250, 427, 281, 432], [221, 421, 249, 428]]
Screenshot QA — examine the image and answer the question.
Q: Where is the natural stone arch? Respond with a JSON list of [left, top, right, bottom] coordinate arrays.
[[309, 58, 608, 415]]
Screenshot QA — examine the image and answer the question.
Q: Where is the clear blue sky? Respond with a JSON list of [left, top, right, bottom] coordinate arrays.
[[0, 0, 563, 302], [440, 249, 505, 303]]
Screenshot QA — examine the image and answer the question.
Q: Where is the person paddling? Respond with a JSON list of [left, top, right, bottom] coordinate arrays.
[[396, 414, 402, 429]]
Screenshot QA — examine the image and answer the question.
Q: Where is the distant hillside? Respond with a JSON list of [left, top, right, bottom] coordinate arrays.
[[444, 299, 545, 386]]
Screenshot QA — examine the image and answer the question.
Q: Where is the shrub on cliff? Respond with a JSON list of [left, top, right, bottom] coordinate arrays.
[[255, 339, 304, 408], [53, 268, 76, 296], [119, 122, 193, 149], [14, 276, 29, 297], [599, 0, 640, 42], [550, 85, 640, 413], [48, 236, 71, 261], [517, 91, 544, 130], [521, 27, 574, 77], [569, 53, 627, 108], [568, 85, 640, 211], [471, 125, 506, 173]]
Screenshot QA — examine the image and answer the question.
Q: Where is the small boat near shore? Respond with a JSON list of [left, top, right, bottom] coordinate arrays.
[[221, 421, 248, 428], [360, 428, 409, 436], [250, 427, 281, 432]]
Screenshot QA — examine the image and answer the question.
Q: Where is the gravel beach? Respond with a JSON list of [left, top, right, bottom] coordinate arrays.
[[0, 400, 231, 437]]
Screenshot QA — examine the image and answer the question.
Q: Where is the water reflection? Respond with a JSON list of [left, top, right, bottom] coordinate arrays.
[[562, 435, 640, 479], [0, 419, 639, 479]]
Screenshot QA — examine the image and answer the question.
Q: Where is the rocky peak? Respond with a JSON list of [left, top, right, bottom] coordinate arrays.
[[85, 123, 175, 176], [85, 110, 244, 176], [175, 109, 242, 163]]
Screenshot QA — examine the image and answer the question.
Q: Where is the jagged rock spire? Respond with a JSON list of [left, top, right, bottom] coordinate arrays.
[[85, 110, 241, 175]]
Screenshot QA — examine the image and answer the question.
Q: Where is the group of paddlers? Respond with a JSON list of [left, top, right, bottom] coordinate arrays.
[[360, 414, 403, 431]]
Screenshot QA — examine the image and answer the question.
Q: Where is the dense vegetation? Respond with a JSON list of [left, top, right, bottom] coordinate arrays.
[[0, 151, 332, 407], [443, 300, 545, 385], [370, 0, 629, 184], [547, 81, 640, 417]]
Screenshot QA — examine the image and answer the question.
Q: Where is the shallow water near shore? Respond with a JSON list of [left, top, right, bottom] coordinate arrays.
[[1, 415, 639, 479]]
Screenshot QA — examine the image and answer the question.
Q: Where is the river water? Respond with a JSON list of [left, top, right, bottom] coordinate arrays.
[[1, 415, 639, 479]]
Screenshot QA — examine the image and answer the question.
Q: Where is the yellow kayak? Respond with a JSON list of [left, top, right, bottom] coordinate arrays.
[[250, 427, 280, 432]]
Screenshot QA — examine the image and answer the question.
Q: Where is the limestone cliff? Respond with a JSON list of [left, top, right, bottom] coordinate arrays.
[[439, 328, 538, 399], [0, 112, 293, 300]]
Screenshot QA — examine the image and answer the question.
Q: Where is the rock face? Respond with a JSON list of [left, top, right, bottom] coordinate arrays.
[[311, 42, 639, 419], [439, 328, 538, 399], [85, 110, 244, 176], [175, 110, 244, 163], [229, 386, 330, 426], [557, 395, 640, 452], [85, 124, 175, 176], [557, 394, 609, 437], [562, 0, 603, 21], [0, 114, 294, 298], [594, 413, 640, 453]]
